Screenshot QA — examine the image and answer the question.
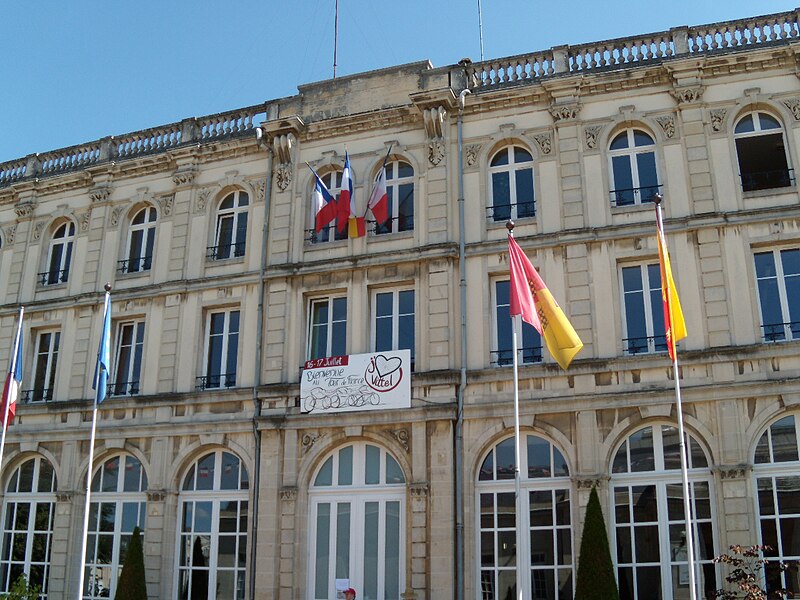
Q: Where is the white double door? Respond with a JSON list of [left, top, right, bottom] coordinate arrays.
[[308, 492, 405, 600]]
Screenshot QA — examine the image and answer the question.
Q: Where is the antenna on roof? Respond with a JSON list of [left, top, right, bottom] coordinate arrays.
[[333, 0, 339, 78], [477, 0, 485, 61]]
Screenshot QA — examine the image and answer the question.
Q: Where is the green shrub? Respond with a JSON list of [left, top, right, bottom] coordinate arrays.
[[2, 574, 40, 600], [574, 486, 620, 600], [114, 527, 147, 600]]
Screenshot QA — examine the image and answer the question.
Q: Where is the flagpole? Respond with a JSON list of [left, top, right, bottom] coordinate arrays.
[[508, 224, 524, 600], [333, 0, 339, 78], [77, 285, 111, 600], [654, 195, 698, 600], [0, 306, 24, 471]]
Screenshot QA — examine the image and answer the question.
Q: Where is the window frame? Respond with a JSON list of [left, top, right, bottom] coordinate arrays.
[[754, 248, 800, 342], [375, 160, 415, 235], [210, 190, 249, 261], [491, 279, 542, 366], [371, 288, 415, 363], [309, 169, 347, 244], [121, 206, 157, 274], [306, 296, 348, 361], [607, 129, 661, 207], [619, 262, 668, 356], [110, 320, 145, 396], [487, 145, 535, 222], [733, 111, 794, 193], [41, 221, 75, 286], [200, 309, 240, 390], [26, 330, 61, 403]]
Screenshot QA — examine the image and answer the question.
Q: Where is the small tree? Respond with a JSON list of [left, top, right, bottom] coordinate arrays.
[[114, 526, 147, 600], [2, 574, 40, 600], [714, 544, 797, 599], [574, 486, 620, 600]]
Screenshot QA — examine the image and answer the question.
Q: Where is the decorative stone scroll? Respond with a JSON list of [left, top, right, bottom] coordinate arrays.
[[671, 86, 704, 104], [655, 115, 676, 138], [389, 428, 410, 452], [710, 108, 728, 132], [247, 178, 266, 202], [533, 132, 552, 155], [783, 98, 800, 121], [584, 125, 602, 149], [156, 193, 174, 217], [464, 144, 480, 167], [549, 103, 580, 122], [301, 432, 325, 453]]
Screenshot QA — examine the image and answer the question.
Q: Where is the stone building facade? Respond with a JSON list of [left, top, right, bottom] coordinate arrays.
[[2, 7, 800, 600]]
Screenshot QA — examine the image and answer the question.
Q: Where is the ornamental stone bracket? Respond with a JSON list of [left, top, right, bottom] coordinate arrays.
[[574, 475, 609, 490], [156, 193, 174, 217], [272, 133, 296, 192], [655, 114, 677, 139], [714, 464, 753, 479], [584, 125, 603, 150], [146, 490, 168, 502], [548, 102, 580, 123], [671, 86, 704, 105], [709, 108, 729, 132], [409, 482, 428, 498], [172, 169, 197, 188], [301, 432, 326, 454], [195, 186, 215, 214], [280, 486, 298, 502], [56, 492, 73, 503], [258, 116, 305, 196], [783, 97, 800, 121], [89, 186, 112, 205], [532, 132, 553, 155], [13, 199, 37, 220]]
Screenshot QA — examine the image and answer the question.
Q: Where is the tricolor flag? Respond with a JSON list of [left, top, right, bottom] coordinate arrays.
[[367, 164, 389, 226], [310, 166, 337, 233], [656, 207, 687, 360], [92, 291, 111, 405], [508, 234, 583, 370], [337, 151, 354, 234], [0, 311, 23, 430]]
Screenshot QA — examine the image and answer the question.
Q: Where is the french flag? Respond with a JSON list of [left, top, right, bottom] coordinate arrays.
[[311, 167, 337, 232], [337, 151, 354, 233], [1, 310, 23, 430], [367, 165, 389, 226]]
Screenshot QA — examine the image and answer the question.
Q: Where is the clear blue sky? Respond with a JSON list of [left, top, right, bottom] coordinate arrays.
[[0, 1, 794, 163]]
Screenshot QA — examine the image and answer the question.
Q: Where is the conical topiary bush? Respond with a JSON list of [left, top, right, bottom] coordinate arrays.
[[114, 526, 147, 600], [574, 486, 620, 600]]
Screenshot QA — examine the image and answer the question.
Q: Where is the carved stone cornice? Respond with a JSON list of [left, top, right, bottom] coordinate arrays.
[[464, 144, 480, 167], [549, 103, 580, 122], [301, 432, 325, 453], [710, 108, 728, 132], [584, 125, 603, 149], [258, 115, 306, 143], [280, 486, 298, 502], [714, 464, 752, 479], [532, 132, 552, 155], [671, 86, 704, 105], [783, 97, 800, 121], [14, 200, 36, 219], [655, 115, 676, 139], [156, 193, 174, 217]]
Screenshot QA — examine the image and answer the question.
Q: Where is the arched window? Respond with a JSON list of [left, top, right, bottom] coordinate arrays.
[[476, 434, 573, 599], [177, 450, 249, 600], [41, 221, 75, 285], [121, 206, 157, 274], [376, 160, 414, 235], [753, 415, 800, 595], [610, 425, 716, 600], [488, 146, 534, 222], [83, 454, 147, 600], [210, 191, 248, 260], [311, 170, 347, 244], [608, 129, 660, 206], [308, 443, 406, 600], [0, 456, 56, 597], [734, 111, 793, 192]]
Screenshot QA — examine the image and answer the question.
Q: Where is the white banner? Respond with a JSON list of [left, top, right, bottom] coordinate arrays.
[[300, 350, 411, 414]]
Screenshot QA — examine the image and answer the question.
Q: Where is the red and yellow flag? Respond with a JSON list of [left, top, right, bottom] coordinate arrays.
[[656, 209, 687, 360], [508, 234, 583, 369]]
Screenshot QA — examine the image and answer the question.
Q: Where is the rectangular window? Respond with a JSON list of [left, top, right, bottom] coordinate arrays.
[[621, 264, 667, 355], [29, 331, 60, 402], [201, 309, 239, 389], [111, 321, 145, 396], [492, 280, 542, 366], [308, 297, 347, 360], [755, 248, 800, 341], [373, 289, 414, 365]]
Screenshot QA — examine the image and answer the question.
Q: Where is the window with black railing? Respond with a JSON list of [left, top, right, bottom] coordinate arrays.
[[206, 241, 246, 261], [117, 256, 152, 274], [761, 322, 800, 343], [735, 112, 793, 193], [42, 221, 75, 286], [755, 248, 800, 343], [622, 335, 668, 356], [21, 388, 54, 403], [608, 129, 660, 208], [490, 346, 543, 367], [487, 200, 536, 223], [375, 160, 414, 235], [196, 373, 237, 390], [489, 145, 534, 222], [107, 381, 140, 396], [493, 280, 543, 367], [37, 269, 69, 286], [610, 184, 662, 207], [621, 264, 666, 356]]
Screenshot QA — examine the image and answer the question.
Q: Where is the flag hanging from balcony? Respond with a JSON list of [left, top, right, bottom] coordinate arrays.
[[338, 151, 354, 234], [656, 208, 687, 361], [0, 312, 23, 430], [310, 165, 337, 232], [367, 164, 389, 227], [508, 234, 583, 370], [92, 291, 111, 405]]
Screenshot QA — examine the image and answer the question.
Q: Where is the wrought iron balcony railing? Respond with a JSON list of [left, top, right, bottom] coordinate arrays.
[[206, 242, 245, 261], [741, 168, 794, 192], [610, 184, 662, 207], [37, 269, 69, 286], [117, 256, 152, 274], [107, 381, 140, 396], [490, 347, 543, 367], [762, 322, 800, 343], [486, 201, 536, 222], [623, 335, 668, 355], [196, 373, 237, 390], [21, 388, 54, 403]]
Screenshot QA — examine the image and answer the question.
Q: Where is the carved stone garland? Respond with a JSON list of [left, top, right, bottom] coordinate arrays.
[[655, 115, 676, 139], [783, 98, 800, 121], [710, 108, 728, 132], [584, 125, 602, 149], [533, 132, 552, 155], [464, 144, 480, 167]]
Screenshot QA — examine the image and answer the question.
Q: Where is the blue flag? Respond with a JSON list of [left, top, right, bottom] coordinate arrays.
[[92, 293, 111, 404]]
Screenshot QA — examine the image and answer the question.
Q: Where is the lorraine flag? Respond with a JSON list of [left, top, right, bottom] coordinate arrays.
[[337, 151, 354, 234], [367, 164, 389, 226], [310, 166, 337, 232], [656, 207, 687, 360], [92, 291, 112, 405], [0, 311, 23, 430], [508, 234, 583, 370]]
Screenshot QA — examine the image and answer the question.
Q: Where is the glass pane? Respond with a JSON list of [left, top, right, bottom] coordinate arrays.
[[364, 502, 378, 600], [527, 436, 551, 478], [633, 130, 655, 147], [515, 168, 535, 218], [314, 457, 333, 487], [397, 161, 413, 178], [338, 446, 353, 486], [610, 132, 630, 150], [386, 454, 405, 484], [497, 493, 516, 529], [220, 453, 241, 490], [514, 147, 532, 162], [195, 454, 216, 491], [491, 148, 509, 167], [123, 457, 143, 492], [385, 501, 400, 598], [772, 417, 799, 462], [735, 114, 755, 133], [479, 451, 494, 481], [612, 156, 635, 205], [631, 485, 658, 522], [492, 172, 511, 221], [634, 525, 660, 562], [365, 445, 380, 485], [628, 428, 655, 472], [530, 490, 553, 527], [759, 113, 781, 130], [314, 504, 330, 599], [759, 478, 776, 516], [495, 438, 516, 480], [335, 503, 350, 579], [636, 152, 659, 200]]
